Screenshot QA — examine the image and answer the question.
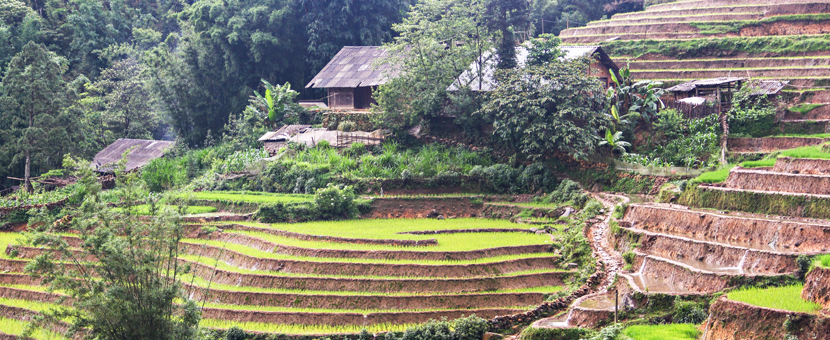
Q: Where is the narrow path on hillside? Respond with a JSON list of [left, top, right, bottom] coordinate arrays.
[[589, 193, 628, 292]]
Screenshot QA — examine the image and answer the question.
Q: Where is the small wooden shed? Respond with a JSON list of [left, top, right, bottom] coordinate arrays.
[[665, 77, 745, 110], [305, 46, 400, 110]]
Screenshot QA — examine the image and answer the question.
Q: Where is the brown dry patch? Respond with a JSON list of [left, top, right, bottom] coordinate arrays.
[[623, 204, 830, 253], [803, 266, 830, 309], [188, 285, 546, 310], [191, 229, 552, 261], [364, 197, 483, 219], [725, 167, 830, 195], [187, 259, 571, 293], [702, 296, 830, 340], [180, 242, 558, 278]]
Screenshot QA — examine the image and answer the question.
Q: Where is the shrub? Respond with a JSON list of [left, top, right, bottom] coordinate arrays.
[[315, 184, 359, 220], [520, 327, 593, 340], [389, 316, 488, 340], [612, 204, 627, 219], [622, 251, 636, 266], [673, 299, 708, 324], [255, 202, 319, 223], [142, 157, 188, 192], [547, 179, 589, 209], [337, 120, 357, 132], [225, 327, 246, 340], [317, 140, 331, 149], [797, 254, 813, 279]]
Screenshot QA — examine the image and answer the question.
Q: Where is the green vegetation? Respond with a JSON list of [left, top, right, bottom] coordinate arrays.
[[190, 191, 313, 204], [815, 254, 830, 269], [739, 159, 776, 168], [789, 103, 825, 115], [520, 327, 594, 340], [201, 319, 413, 334], [622, 324, 700, 340], [114, 205, 217, 215], [680, 182, 830, 219], [603, 34, 830, 59], [248, 218, 536, 240], [690, 165, 735, 184], [0, 316, 63, 340], [200, 301, 532, 314], [183, 239, 556, 265], [690, 14, 830, 34], [728, 285, 821, 313]]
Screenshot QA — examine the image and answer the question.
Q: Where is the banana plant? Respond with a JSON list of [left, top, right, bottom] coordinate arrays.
[[608, 67, 664, 126], [599, 128, 631, 156], [248, 80, 298, 126]]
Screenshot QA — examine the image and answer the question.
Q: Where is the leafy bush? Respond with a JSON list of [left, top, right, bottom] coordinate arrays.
[[384, 316, 488, 340], [142, 157, 188, 192], [255, 202, 319, 223], [632, 109, 720, 169], [315, 185, 359, 220], [586, 323, 624, 340], [543, 179, 588, 209], [337, 120, 356, 132], [520, 327, 593, 340], [672, 299, 708, 324], [224, 327, 246, 340]]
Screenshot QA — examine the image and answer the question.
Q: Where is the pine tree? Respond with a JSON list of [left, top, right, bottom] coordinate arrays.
[[0, 41, 69, 192]]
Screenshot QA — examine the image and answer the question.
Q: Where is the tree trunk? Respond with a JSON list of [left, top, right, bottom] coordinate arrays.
[[719, 112, 729, 165], [24, 149, 31, 193]]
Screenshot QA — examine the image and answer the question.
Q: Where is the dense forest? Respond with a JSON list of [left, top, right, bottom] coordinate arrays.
[[0, 0, 642, 188]]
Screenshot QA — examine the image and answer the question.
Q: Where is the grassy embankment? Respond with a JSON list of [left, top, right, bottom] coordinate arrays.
[[728, 285, 821, 313]]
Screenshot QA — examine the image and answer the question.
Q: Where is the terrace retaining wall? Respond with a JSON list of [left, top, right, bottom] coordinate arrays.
[[192, 230, 553, 261], [189, 286, 547, 310], [623, 204, 830, 253], [632, 255, 730, 293], [616, 228, 798, 274], [702, 296, 830, 340], [363, 197, 483, 219], [773, 157, 830, 174], [201, 307, 524, 326], [728, 137, 829, 153], [180, 243, 558, 278], [187, 260, 571, 293], [803, 266, 830, 309], [725, 167, 830, 195]]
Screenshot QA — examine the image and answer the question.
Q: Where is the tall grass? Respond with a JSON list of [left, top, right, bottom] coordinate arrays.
[[789, 103, 825, 115], [728, 285, 821, 313], [815, 254, 830, 268], [622, 324, 699, 340]]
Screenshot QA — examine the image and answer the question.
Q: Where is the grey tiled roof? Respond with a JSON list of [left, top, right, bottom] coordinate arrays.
[[305, 46, 400, 89], [92, 139, 175, 173]]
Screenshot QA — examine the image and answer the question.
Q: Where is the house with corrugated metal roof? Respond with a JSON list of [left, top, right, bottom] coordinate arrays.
[[447, 45, 620, 92], [92, 139, 175, 173], [305, 46, 400, 111]]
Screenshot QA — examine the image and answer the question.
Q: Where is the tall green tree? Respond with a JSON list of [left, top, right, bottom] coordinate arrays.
[[300, 0, 414, 75], [486, 0, 529, 69], [93, 57, 160, 139], [480, 57, 610, 160], [374, 0, 495, 130], [0, 0, 42, 75], [0, 42, 76, 191], [24, 156, 201, 340]]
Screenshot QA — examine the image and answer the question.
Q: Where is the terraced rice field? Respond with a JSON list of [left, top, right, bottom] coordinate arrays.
[[0, 218, 567, 336]]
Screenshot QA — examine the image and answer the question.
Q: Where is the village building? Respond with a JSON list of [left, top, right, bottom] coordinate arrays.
[[665, 78, 788, 117], [305, 46, 400, 111], [448, 45, 620, 92], [92, 139, 175, 173]]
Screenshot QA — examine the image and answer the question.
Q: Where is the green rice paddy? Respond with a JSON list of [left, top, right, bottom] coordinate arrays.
[[815, 254, 830, 268], [200, 319, 413, 334], [228, 228, 552, 252], [622, 324, 700, 340], [115, 205, 217, 215], [189, 191, 313, 204], [200, 301, 532, 314], [728, 285, 821, 313], [691, 165, 735, 184], [0, 316, 64, 340], [183, 239, 557, 265]]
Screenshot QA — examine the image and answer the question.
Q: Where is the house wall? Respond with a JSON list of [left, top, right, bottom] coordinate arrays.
[[588, 59, 614, 88], [329, 88, 355, 110]]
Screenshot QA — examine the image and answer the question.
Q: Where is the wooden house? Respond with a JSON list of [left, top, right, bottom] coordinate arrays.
[[305, 46, 400, 110], [448, 45, 620, 91], [92, 139, 175, 173]]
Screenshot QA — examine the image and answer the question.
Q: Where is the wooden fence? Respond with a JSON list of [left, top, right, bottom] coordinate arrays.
[[336, 132, 384, 148], [663, 98, 722, 119]]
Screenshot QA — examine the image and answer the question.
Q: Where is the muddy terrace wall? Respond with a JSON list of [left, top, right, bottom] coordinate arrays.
[[724, 167, 830, 195], [630, 255, 730, 293], [190, 229, 553, 261], [728, 137, 829, 153], [186, 260, 571, 293], [623, 204, 830, 253], [363, 197, 484, 219], [703, 296, 830, 340], [683, 184, 830, 219], [783, 105, 830, 121], [803, 266, 830, 309], [634, 67, 830, 80], [201, 307, 524, 326], [773, 157, 830, 174], [627, 56, 830, 71], [618, 0, 830, 18], [189, 285, 547, 310], [180, 243, 558, 278], [615, 227, 799, 274]]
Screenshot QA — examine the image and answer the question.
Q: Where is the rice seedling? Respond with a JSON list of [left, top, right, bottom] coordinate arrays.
[[182, 239, 557, 265], [690, 164, 735, 184], [622, 324, 700, 340], [200, 319, 414, 334], [490, 201, 564, 209], [189, 191, 314, 204], [0, 316, 64, 340], [814, 254, 830, 268], [181, 274, 563, 296], [242, 218, 537, 240], [0, 233, 23, 259], [227, 229, 552, 252], [0, 297, 61, 312], [199, 301, 533, 314], [789, 103, 825, 114], [728, 285, 821, 313], [182, 255, 566, 280], [739, 159, 776, 168], [113, 205, 217, 215]]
